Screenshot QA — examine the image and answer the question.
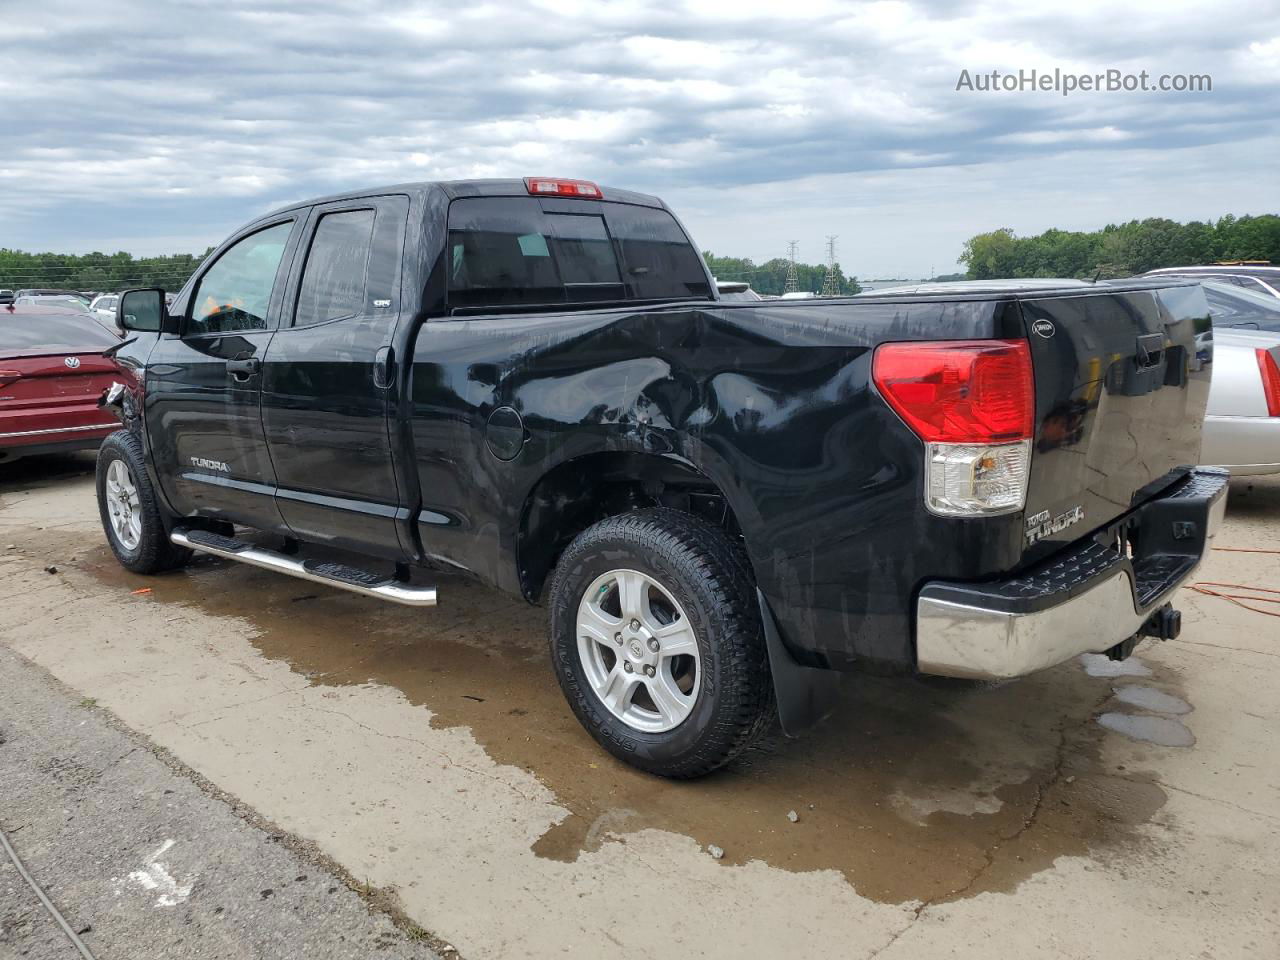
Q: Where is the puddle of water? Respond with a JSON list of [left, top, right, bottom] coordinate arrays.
[[1097, 712, 1196, 747], [57, 530, 1173, 907], [1080, 654, 1153, 678], [1113, 685, 1192, 716]]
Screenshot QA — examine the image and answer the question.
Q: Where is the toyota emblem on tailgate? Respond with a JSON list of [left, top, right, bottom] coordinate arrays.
[[64, 356, 81, 368]]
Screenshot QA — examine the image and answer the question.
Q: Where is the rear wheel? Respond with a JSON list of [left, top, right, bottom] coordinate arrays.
[[96, 431, 191, 574], [547, 508, 773, 778]]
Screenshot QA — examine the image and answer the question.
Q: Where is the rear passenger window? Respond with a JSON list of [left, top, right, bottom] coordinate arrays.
[[294, 209, 376, 327]]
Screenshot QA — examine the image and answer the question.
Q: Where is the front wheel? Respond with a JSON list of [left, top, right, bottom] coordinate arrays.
[[96, 431, 191, 574], [547, 508, 773, 778]]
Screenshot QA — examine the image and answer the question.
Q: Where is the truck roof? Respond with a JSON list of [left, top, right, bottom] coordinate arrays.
[[262, 178, 667, 221]]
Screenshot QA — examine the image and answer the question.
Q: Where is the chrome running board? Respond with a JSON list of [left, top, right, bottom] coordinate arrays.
[[171, 528, 438, 607]]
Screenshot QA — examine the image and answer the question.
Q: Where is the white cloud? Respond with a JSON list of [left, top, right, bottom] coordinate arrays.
[[0, 0, 1276, 274]]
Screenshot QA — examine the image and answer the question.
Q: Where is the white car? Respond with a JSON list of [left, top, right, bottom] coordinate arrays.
[[1200, 281, 1280, 475], [89, 293, 119, 322]]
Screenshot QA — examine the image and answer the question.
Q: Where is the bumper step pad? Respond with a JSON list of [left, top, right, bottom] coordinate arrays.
[[915, 467, 1228, 680]]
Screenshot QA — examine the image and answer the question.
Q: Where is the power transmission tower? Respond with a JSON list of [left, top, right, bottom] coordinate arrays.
[[783, 241, 799, 294], [821, 235, 840, 297]]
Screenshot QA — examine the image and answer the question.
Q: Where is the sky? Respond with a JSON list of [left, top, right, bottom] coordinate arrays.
[[1, 0, 1278, 279]]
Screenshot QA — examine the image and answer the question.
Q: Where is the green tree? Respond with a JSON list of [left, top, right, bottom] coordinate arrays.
[[958, 214, 1280, 279]]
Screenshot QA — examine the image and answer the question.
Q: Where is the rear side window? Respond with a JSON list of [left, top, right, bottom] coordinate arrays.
[[445, 197, 709, 311], [0, 314, 119, 352], [294, 209, 377, 327]]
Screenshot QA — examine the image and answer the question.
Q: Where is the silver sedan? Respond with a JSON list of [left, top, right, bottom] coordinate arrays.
[[1201, 281, 1280, 475]]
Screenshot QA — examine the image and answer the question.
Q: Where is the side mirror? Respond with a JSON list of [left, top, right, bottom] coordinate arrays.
[[116, 288, 167, 333]]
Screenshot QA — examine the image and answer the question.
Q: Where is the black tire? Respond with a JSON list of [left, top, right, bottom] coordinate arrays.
[[547, 508, 774, 778], [96, 431, 192, 574]]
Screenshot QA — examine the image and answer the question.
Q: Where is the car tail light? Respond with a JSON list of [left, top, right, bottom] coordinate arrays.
[[873, 339, 1035, 516], [524, 177, 602, 199], [1257, 348, 1280, 417]]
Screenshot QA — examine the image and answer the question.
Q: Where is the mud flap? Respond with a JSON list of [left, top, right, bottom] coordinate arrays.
[[757, 589, 843, 738]]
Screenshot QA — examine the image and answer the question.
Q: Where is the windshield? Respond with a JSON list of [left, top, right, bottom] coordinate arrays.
[[1, 313, 121, 353], [1201, 281, 1280, 333]]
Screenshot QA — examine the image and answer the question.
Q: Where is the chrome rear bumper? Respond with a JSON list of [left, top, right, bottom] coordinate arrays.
[[915, 469, 1229, 680]]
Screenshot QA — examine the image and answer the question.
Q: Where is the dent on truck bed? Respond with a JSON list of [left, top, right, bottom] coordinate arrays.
[[407, 297, 1027, 671]]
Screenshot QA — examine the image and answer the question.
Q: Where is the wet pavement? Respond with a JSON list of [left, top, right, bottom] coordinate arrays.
[[1, 453, 1278, 959]]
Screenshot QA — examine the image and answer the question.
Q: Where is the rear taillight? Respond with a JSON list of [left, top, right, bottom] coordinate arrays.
[[524, 177, 602, 198], [873, 339, 1035, 516], [1257, 348, 1280, 417]]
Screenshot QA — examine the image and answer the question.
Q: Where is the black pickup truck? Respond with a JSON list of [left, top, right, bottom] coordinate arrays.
[[98, 177, 1227, 778]]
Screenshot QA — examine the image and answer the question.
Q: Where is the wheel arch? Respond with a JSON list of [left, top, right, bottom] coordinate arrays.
[[516, 450, 749, 603]]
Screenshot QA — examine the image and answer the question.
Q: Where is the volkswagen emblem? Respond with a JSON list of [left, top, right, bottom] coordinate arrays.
[[64, 356, 81, 369], [1031, 319, 1056, 339]]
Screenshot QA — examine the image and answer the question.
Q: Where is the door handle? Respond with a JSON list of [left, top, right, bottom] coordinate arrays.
[[227, 357, 260, 381]]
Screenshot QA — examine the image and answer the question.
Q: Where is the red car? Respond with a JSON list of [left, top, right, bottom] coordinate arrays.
[[0, 303, 124, 463]]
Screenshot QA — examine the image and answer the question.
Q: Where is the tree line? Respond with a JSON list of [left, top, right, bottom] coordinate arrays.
[[702, 252, 861, 296], [960, 214, 1280, 280], [7, 213, 1275, 296], [0, 249, 210, 293]]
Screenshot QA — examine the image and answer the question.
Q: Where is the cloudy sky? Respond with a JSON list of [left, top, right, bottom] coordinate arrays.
[[2, 0, 1278, 279]]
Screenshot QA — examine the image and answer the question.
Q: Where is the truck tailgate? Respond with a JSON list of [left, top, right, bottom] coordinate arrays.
[[1018, 282, 1212, 560]]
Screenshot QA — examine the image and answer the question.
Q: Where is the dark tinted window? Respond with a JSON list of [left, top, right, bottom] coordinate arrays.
[[0, 313, 120, 352], [189, 221, 293, 335], [447, 198, 562, 308], [546, 214, 624, 301], [294, 209, 376, 327], [1202, 282, 1280, 333], [446, 197, 710, 311], [605, 204, 711, 300]]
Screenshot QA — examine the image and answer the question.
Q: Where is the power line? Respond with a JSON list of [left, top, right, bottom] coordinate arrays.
[[0, 267, 201, 278]]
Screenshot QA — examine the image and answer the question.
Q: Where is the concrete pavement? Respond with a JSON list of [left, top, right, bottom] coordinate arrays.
[[1, 452, 1277, 959]]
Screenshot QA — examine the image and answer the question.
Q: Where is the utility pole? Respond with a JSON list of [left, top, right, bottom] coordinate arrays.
[[821, 235, 840, 297], [783, 241, 799, 294]]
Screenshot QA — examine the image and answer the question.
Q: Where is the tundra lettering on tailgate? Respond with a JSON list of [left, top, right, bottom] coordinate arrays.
[[1025, 505, 1084, 545]]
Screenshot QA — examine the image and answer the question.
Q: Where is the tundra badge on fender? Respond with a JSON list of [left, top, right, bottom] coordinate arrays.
[[189, 457, 230, 473]]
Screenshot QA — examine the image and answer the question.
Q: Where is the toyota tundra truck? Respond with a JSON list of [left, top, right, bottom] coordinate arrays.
[[97, 177, 1227, 778]]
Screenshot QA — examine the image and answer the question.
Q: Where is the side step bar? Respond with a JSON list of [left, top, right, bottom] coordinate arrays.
[[171, 528, 438, 607]]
